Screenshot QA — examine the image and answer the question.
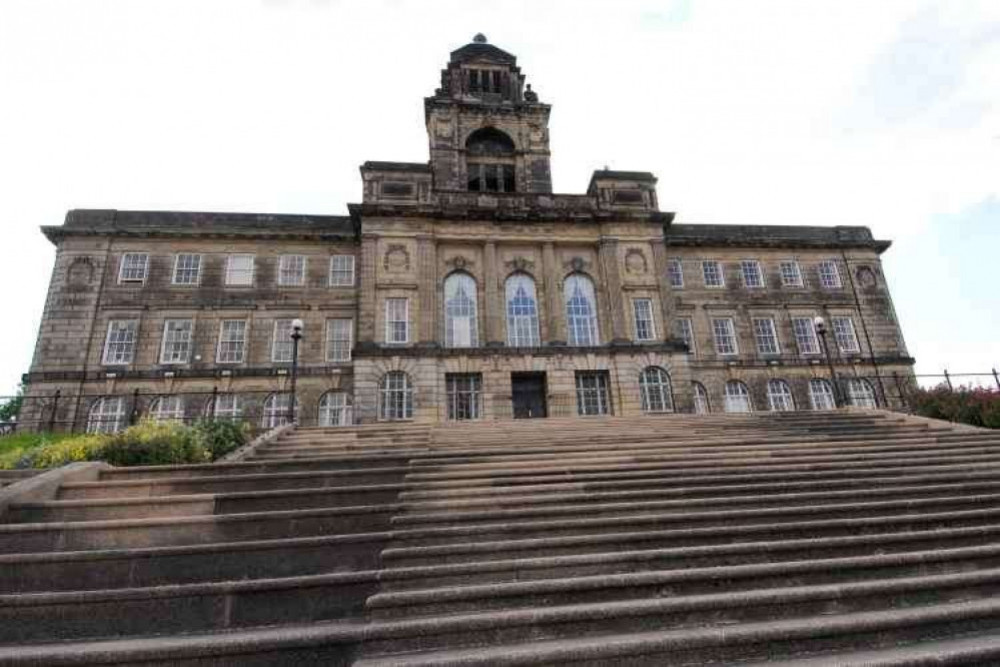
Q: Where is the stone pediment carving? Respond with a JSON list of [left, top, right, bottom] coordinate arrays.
[[624, 248, 648, 275], [564, 256, 591, 274], [383, 245, 411, 273], [445, 254, 475, 272], [66, 256, 95, 292], [504, 256, 535, 273]]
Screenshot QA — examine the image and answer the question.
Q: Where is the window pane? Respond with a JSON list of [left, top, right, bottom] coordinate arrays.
[[119, 253, 148, 283], [712, 318, 738, 355], [385, 298, 409, 343], [505, 274, 540, 347], [767, 380, 794, 412], [693, 382, 711, 414], [278, 255, 306, 286], [226, 255, 255, 286], [446, 374, 482, 420], [702, 261, 724, 287], [445, 273, 479, 348], [173, 254, 201, 285], [565, 274, 599, 346], [217, 320, 247, 363], [576, 371, 610, 416], [272, 319, 295, 362], [724, 381, 752, 413], [379, 371, 413, 420], [809, 379, 835, 410], [160, 319, 193, 364], [667, 259, 684, 288], [818, 261, 842, 289], [329, 255, 355, 287], [780, 261, 803, 287], [319, 392, 350, 426], [792, 317, 820, 355], [741, 260, 763, 288], [88, 397, 126, 434], [632, 299, 655, 341], [326, 318, 353, 362], [103, 320, 138, 365], [832, 316, 860, 353], [639, 367, 672, 413], [674, 318, 695, 354], [753, 318, 780, 355]]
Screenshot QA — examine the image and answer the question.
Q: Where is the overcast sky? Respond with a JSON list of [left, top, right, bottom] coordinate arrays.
[[0, 0, 997, 395]]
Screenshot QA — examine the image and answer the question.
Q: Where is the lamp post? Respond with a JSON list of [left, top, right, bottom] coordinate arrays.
[[288, 318, 303, 424], [814, 316, 843, 408]]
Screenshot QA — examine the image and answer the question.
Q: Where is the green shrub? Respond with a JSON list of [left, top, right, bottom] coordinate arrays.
[[99, 421, 209, 467], [909, 385, 1000, 429], [0, 432, 76, 469], [17, 433, 107, 469], [191, 419, 249, 461]]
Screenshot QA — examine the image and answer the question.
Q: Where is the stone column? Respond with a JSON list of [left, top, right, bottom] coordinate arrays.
[[357, 234, 378, 344], [483, 241, 502, 345], [651, 242, 676, 340], [598, 238, 629, 344], [417, 235, 437, 345], [542, 242, 566, 345]]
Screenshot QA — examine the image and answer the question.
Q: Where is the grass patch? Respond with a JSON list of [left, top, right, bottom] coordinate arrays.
[[0, 432, 76, 469]]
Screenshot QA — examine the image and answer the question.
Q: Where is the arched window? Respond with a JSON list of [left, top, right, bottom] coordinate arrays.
[[206, 394, 242, 421], [379, 371, 413, 421], [318, 392, 351, 427], [692, 382, 711, 414], [262, 393, 299, 429], [466, 128, 516, 193], [809, 379, 836, 411], [724, 380, 752, 413], [444, 273, 479, 348], [150, 395, 185, 423], [505, 273, 540, 347], [767, 380, 795, 412], [847, 378, 878, 409], [87, 396, 126, 434], [565, 274, 599, 346], [639, 367, 673, 413]]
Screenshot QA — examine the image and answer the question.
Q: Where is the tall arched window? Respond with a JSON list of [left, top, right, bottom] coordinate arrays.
[[87, 397, 126, 434], [150, 395, 185, 422], [724, 380, 752, 413], [379, 371, 413, 421], [444, 273, 479, 348], [767, 380, 795, 412], [639, 367, 673, 413], [809, 379, 836, 411], [505, 273, 540, 347], [692, 382, 711, 414], [262, 393, 299, 429], [318, 391, 351, 427], [206, 394, 242, 421], [847, 378, 877, 408], [466, 127, 516, 193], [565, 274, 599, 346]]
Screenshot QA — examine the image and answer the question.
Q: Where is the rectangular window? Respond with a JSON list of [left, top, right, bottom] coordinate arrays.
[[575, 371, 611, 416], [277, 255, 306, 286], [712, 317, 739, 356], [160, 319, 193, 364], [832, 316, 861, 353], [792, 317, 820, 355], [667, 259, 684, 288], [385, 298, 409, 344], [780, 260, 803, 287], [702, 260, 724, 287], [271, 319, 295, 362], [741, 260, 764, 288], [446, 373, 482, 420], [217, 319, 248, 363], [225, 254, 255, 286], [632, 298, 656, 341], [329, 255, 355, 287], [102, 320, 138, 365], [818, 260, 842, 289], [118, 253, 149, 284], [753, 317, 780, 355], [326, 318, 353, 362], [674, 317, 695, 354], [172, 254, 202, 285]]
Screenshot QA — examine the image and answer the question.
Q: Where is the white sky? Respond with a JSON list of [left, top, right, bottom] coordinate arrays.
[[0, 0, 997, 394]]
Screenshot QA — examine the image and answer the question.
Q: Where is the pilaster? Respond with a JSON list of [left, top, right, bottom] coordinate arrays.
[[358, 234, 378, 343], [542, 242, 566, 345], [650, 242, 676, 340], [483, 241, 502, 345], [598, 238, 629, 344], [417, 235, 437, 345]]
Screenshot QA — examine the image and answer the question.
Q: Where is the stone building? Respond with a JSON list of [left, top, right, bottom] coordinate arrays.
[[22, 35, 914, 432]]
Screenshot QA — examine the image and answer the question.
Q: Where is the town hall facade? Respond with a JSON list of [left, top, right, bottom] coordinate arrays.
[[23, 36, 915, 432]]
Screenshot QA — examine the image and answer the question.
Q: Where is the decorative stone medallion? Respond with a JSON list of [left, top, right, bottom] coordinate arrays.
[[383, 245, 411, 273]]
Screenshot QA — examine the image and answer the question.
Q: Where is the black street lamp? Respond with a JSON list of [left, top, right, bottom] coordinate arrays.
[[288, 318, 303, 424], [813, 316, 843, 408]]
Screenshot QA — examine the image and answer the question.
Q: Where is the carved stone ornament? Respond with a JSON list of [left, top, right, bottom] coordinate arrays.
[[504, 256, 536, 273], [66, 256, 95, 291], [856, 266, 878, 288], [446, 255, 474, 272], [564, 256, 591, 273], [624, 248, 648, 275], [383, 245, 411, 273]]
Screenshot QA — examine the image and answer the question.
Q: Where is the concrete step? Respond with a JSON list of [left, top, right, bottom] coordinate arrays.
[[0, 504, 399, 553], [367, 543, 1000, 620], [10, 484, 405, 523], [354, 599, 1000, 666], [58, 465, 410, 500], [355, 568, 1000, 656], [382, 506, 1000, 564]]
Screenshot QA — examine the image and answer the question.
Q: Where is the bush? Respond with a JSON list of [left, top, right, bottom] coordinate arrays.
[[0, 432, 76, 469], [5, 419, 253, 469], [909, 385, 1000, 429]]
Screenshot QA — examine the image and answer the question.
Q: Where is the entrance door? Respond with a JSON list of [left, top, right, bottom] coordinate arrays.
[[511, 372, 547, 419]]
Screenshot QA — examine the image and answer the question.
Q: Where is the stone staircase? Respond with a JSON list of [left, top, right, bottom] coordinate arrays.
[[3, 411, 1000, 664]]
